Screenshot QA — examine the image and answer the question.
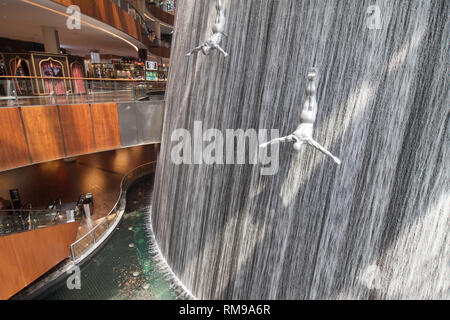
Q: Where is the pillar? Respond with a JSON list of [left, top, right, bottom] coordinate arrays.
[[154, 21, 161, 40], [41, 26, 60, 54]]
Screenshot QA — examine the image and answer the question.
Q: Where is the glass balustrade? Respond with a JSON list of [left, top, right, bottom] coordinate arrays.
[[0, 77, 166, 107], [0, 208, 82, 236]]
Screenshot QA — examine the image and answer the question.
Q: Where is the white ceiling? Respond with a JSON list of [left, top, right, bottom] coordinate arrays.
[[0, 0, 147, 57]]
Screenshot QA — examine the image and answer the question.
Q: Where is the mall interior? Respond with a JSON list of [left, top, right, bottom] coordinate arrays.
[[0, 0, 448, 301]]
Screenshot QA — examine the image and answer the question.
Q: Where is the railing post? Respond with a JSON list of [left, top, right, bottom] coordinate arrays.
[[132, 81, 136, 101], [70, 245, 75, 261], [92, 232, 96, 244]]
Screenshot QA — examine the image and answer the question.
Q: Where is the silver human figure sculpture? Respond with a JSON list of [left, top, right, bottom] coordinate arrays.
[[186, 0, 228, 58], [260, 69, 341, 165]]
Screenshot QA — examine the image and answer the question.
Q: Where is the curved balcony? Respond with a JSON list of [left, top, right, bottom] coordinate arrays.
[[0, 76, 165, 172], [146, 2, 175, 26], [50, 0, 172, 58]]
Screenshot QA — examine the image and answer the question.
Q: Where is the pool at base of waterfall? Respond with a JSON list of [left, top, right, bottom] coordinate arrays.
[[39, 175, 176, 300]]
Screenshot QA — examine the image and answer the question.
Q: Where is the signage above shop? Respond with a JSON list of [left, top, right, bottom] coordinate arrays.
[[146, 60, 158, 71]]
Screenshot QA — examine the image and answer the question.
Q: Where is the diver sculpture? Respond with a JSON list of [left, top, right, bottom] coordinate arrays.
[[186, 0, 228, 58], [260, 69, 342, 165]]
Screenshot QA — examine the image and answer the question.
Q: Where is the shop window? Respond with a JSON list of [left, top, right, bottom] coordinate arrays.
[[39, 58, 66, 95], [9, 57, 34, 96], [71, 62, 86, 94]]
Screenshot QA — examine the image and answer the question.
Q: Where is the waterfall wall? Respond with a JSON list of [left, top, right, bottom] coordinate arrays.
[[151, 0, 449, 299]]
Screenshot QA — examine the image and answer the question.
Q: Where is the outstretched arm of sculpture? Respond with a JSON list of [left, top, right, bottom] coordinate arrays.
[[215, 44, 229, 57], [305, 138, 341, 165], [186, 45, 203, 56], [260, 135, 297, 148]]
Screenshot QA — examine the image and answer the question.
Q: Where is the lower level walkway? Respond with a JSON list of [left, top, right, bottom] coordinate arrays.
[[0, 144, 159, 240]]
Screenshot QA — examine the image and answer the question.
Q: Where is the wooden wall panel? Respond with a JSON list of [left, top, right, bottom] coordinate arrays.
[[0, 108, 31, 171], [0, 221, 80, 300], [21, 106, 65, 163], [90, 103, 121, 151], [58, 104, 95, 156]]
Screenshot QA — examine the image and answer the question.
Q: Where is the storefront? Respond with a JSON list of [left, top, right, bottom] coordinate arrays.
[[0, 51, 87, 96], [89, 55, 169, 83], [0, 51, 169, 97]]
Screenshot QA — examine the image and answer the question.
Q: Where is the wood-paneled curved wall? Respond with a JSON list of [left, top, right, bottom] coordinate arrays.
[[0, 103, 121, 172], [0, 101, 164, 172], [0, 221, 80, 300]]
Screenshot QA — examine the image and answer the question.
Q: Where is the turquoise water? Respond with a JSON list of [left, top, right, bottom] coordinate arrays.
[[40, 176, 175, 300]]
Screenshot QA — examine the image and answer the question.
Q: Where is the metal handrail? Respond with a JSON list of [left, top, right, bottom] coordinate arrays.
[[0, 209, 55, 213], [144, 2, 175, 31], [0, 75, 164, 82], [69, 161, 156, 260], [0, 77, 166, 106], [0, 208, 81, 236]]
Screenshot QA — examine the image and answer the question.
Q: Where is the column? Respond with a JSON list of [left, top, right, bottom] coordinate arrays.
[[41, 26, 60, 54], [154, 21, 161, 42]]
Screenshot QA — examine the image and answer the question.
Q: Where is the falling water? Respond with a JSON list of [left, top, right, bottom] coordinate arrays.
[[150, 0, 449, 299]]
